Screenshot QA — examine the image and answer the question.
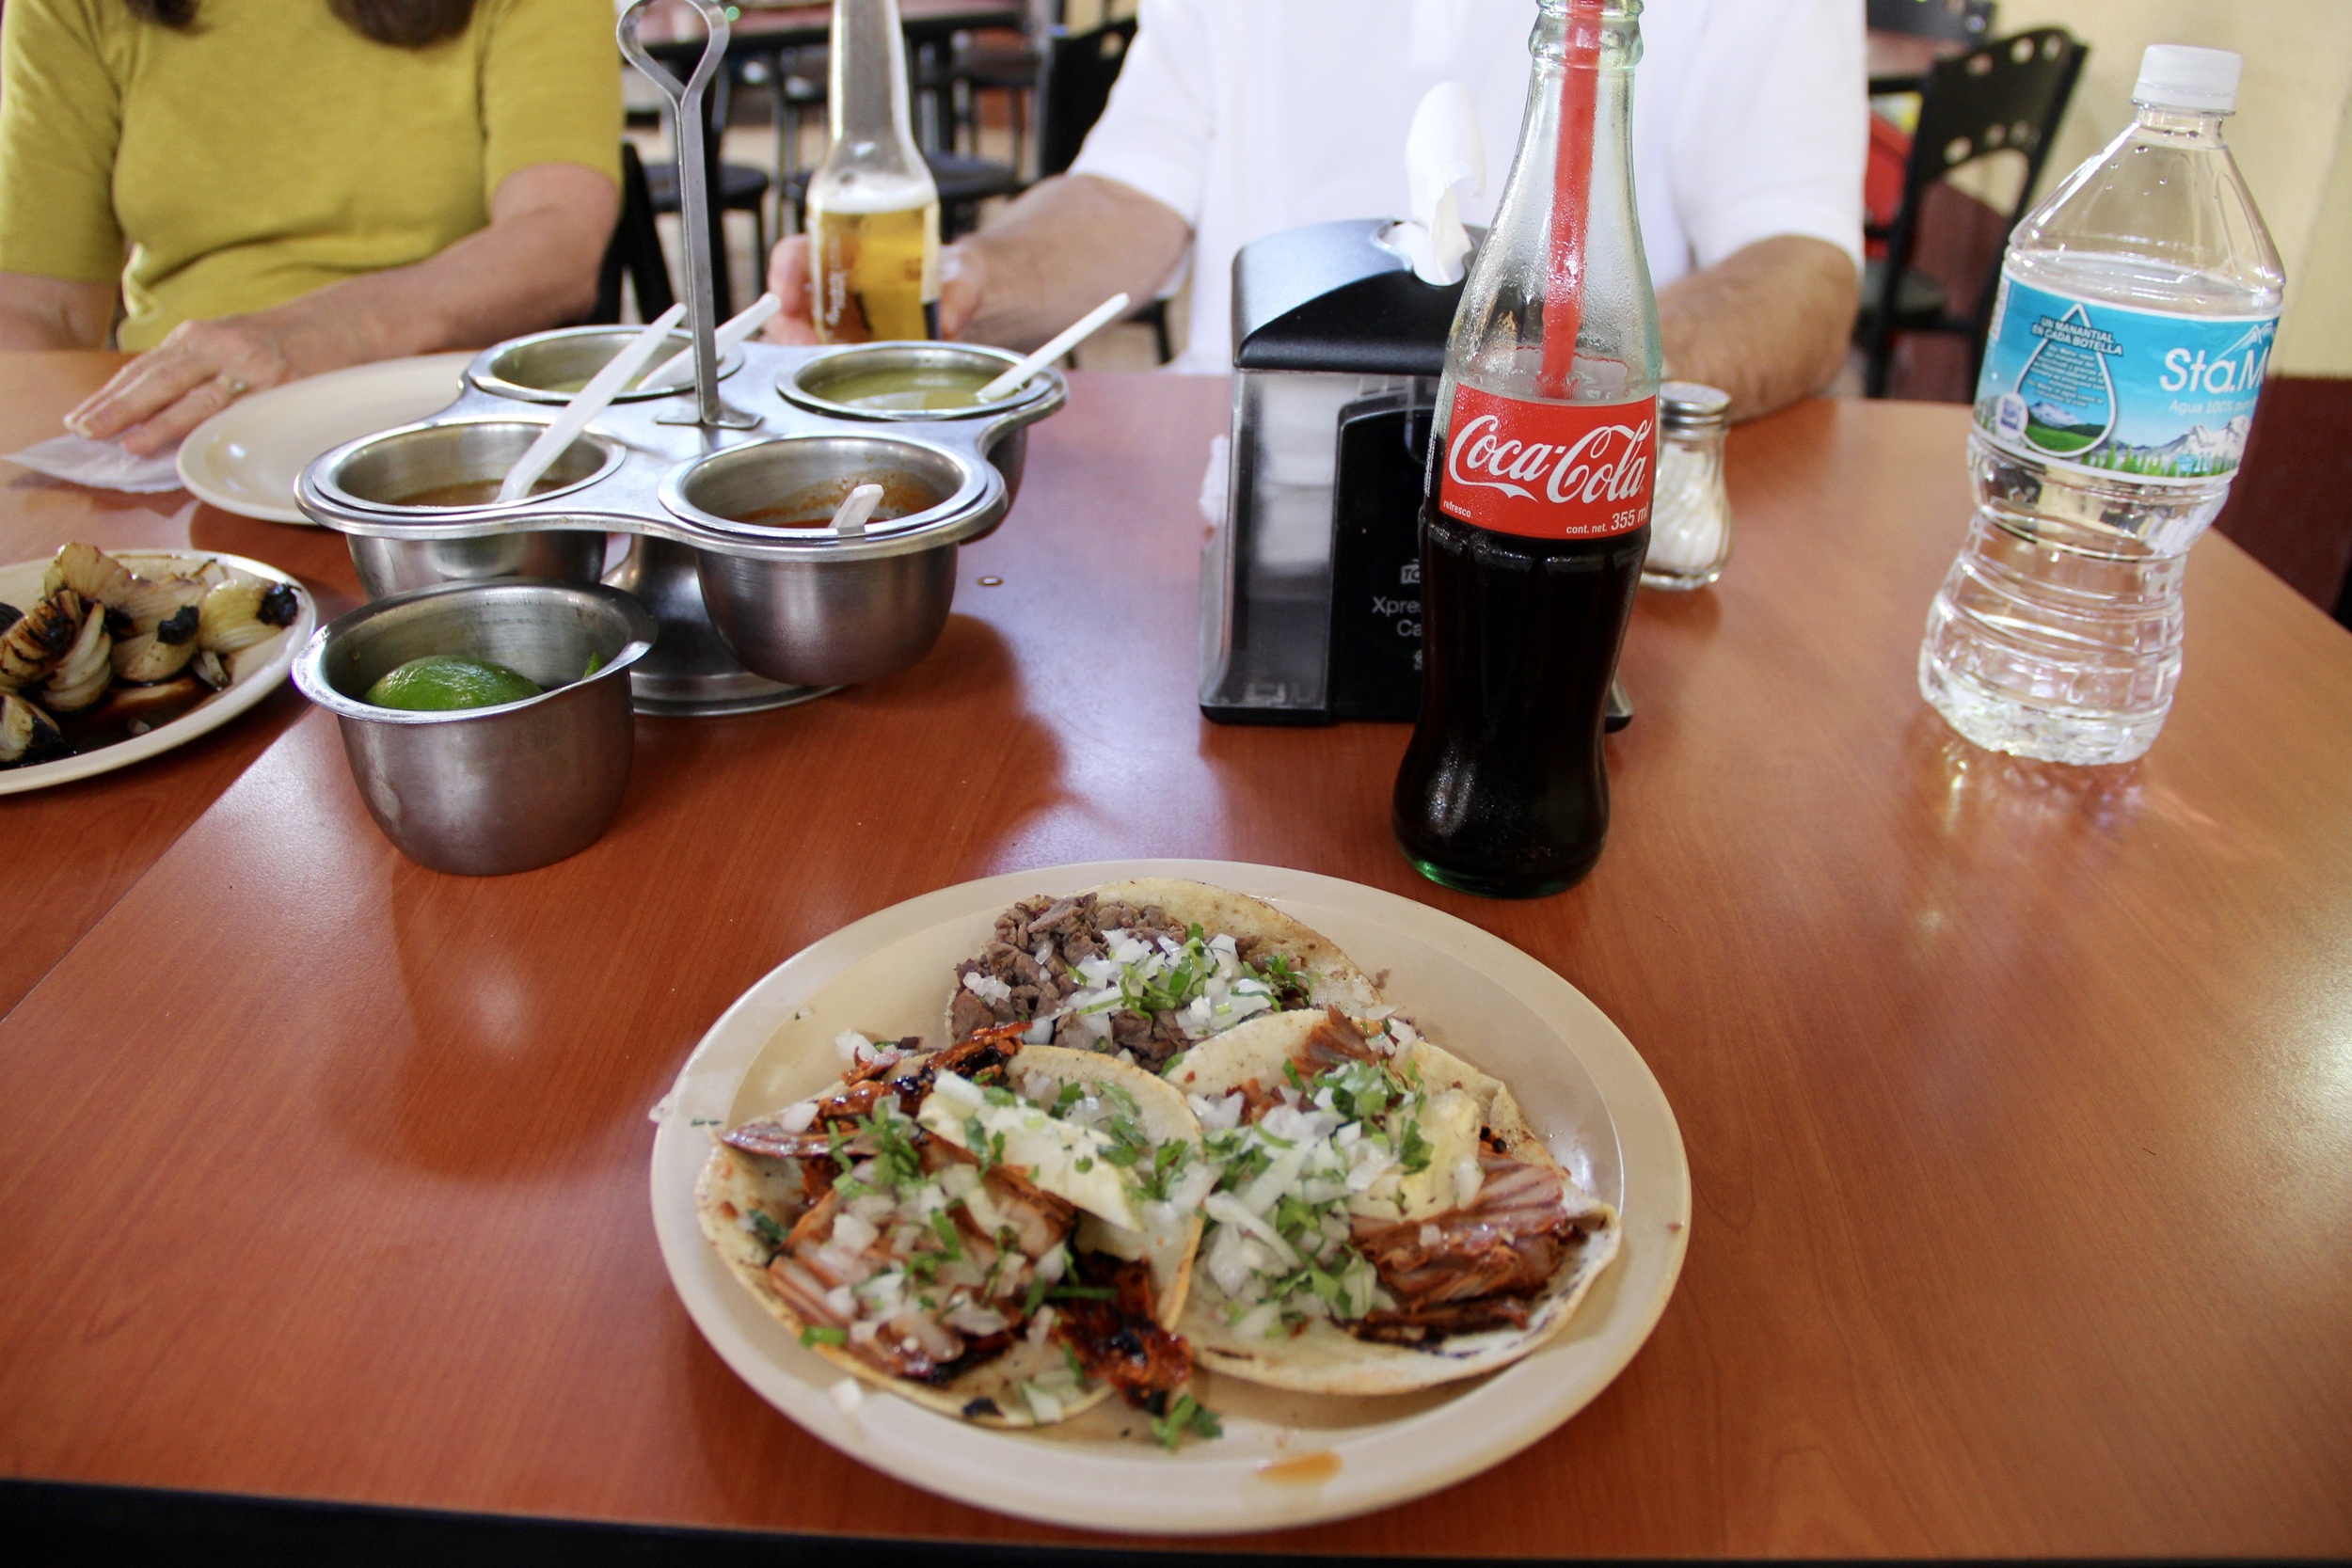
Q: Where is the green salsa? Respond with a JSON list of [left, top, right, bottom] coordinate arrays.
[[813, 364, 1002, 411]]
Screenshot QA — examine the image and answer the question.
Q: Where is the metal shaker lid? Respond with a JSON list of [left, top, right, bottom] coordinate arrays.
[[1659, 382, 1732, 430]]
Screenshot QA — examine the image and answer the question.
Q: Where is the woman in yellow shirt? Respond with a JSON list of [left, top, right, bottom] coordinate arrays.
[[0, 0, 623, 456]]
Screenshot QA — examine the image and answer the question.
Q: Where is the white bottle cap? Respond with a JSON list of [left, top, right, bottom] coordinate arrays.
[[2133, 45, 2242, 114]]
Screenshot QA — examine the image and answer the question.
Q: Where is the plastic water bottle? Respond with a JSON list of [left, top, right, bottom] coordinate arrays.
[[1919, 44, 2284, 766]]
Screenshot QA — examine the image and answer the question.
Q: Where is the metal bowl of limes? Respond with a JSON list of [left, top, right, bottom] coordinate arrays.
[[294, 579, 657, 876]]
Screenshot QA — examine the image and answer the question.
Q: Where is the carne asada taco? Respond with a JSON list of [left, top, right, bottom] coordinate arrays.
[[948, 879, 1382, 1069], [697, 1029, 1214, 1427], [1165, 1007, 1619, 1396]]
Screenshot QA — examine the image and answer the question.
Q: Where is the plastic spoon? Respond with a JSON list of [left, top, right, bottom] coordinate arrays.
[[497, 302, 687, 504], [830, 483, 885, 537], [642, 292, 782, 392], [973, 292, 1131, 402]]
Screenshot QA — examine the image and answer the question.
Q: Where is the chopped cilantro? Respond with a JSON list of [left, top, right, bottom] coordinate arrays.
[[1149, 1392, 1223, 1449], [1136, 1139, 1194, 1202], [799, 1324, 847, 1347], [1399, 1116, 1433, 1174]]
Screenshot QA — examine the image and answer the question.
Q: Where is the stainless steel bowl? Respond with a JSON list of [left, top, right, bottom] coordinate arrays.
[[662, 434, 999, 687], [781, 341, 1050, 422], [781, 341, 1063, 517], [467, 325, 743, 405], [315, 419, 619, 599], [294, 580, 657, 876]]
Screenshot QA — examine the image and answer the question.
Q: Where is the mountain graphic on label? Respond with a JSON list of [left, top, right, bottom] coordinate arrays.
[[2015, 302, 2116, 456]]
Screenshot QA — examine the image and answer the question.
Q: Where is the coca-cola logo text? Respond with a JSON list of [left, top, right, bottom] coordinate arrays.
[[1445, 413, 1654, 508]]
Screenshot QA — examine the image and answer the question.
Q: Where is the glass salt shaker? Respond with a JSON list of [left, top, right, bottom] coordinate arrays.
[[1640, 382, 1732, 590]]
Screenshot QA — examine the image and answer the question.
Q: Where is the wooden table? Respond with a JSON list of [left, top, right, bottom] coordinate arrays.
[[0, 354, 367, 1018], [3, 370, 2349, 1558]]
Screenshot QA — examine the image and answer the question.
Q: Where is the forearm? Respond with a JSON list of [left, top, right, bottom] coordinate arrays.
[[246, 184, 613, 368], [62, 162, 614, 452], [1658, 235, 1857, 420], [949, 175, 1191, 351], [0, 274, 115, 350]]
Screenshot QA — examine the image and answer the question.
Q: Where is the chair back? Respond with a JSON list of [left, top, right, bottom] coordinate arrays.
[[1893, 29, 2084, 308], [1867, 0, 1994, 44], [1899, 26, 2085, 233], [1037, 18, 1137, 179], [593, 141, 677, 325]]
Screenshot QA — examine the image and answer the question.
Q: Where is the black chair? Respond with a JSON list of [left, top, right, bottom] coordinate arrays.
[[1867, 0, 1996, 44], [927, 151, 1026, 239], [1855, 27, 2086, 398], [1037, 17, 1136, 181], [1034, 16, 1169, 364], [932, 29, 1041, 176], [592, 142, 677, 325]]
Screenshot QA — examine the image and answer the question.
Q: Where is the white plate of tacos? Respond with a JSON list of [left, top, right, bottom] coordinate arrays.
[[649, 860, 1689, 1534]]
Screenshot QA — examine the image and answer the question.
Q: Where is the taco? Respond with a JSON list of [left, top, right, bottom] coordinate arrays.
[[947, 878, 1382, 1069], [1164, 1007, 1619, 1396], [696, 1027, 1214, 1427]]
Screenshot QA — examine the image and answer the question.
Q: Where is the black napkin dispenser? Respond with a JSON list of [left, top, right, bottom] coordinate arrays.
[[1198, 218, 1463, 724]]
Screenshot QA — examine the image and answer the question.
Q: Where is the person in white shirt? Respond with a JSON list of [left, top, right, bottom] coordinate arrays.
[[767, 0, 1864, 419]]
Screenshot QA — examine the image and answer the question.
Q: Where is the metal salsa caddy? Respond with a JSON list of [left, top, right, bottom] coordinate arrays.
[[294, 0, 1064, 717]]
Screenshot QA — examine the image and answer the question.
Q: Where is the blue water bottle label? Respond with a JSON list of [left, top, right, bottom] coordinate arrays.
[[1974, 268, 2278, 483]]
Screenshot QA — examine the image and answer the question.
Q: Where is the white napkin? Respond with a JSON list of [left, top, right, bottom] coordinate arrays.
[[1383, 81, 1486, 286], [7, 433, 184, 493]]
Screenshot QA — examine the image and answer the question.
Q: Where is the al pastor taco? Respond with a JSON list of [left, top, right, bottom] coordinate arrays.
[[948, 878, 1382, 1069], [696, 1028, 1214, 1427], [1164, 1007, 1620, 1396]]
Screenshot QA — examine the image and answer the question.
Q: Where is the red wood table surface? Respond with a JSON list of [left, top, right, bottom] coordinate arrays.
[[0, 353, 365, 1017], [1, 374, 2348, 1556]]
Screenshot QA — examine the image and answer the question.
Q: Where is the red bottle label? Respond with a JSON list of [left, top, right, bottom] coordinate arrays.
[[1437, 386, 1657, 539]]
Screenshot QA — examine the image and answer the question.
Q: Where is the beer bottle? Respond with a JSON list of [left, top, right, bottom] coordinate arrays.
[[1392, 0, 1661, 898], [807, 0, 942, 342]]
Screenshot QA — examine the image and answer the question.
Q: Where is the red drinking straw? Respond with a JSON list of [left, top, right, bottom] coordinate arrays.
[[1538, 0, 1606, 400]]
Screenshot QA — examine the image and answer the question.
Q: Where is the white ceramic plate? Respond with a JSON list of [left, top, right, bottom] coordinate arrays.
[[649, 859, 1690, 1535], [0, 550, 314, 796], [177, 353, 474, 524]]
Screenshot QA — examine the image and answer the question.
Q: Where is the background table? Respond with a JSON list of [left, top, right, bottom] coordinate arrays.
[[1, 372, 2347, 1557]]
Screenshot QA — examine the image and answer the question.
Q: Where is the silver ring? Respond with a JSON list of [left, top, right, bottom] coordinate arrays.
[[217, 374, 249, 398]]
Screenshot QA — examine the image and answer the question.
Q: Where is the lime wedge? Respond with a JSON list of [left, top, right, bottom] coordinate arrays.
[[364, 654, 542, 712]]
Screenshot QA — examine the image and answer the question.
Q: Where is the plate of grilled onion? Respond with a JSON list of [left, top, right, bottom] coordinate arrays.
[[0, 543, 313, 794]]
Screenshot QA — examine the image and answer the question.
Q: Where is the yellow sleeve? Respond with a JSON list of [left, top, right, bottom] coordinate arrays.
[[477, 0, 623, 201], [0, 0, 128, 281]]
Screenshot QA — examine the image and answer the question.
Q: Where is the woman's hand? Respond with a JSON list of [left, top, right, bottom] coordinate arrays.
[[64, 310, 350, 455], [63, 160, 616, 456]]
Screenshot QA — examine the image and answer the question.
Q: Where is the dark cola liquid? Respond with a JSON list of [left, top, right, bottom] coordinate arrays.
[[1393, 497, 1648, 897]]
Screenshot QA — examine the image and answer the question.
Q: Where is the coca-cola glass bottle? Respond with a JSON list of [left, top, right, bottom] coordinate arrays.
[[1393, 0, 1661, 898]]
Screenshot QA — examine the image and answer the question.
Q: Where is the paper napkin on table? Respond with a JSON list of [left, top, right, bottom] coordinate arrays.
[[1384, 81, 1486, 286], [7, 433, 184, 493]]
